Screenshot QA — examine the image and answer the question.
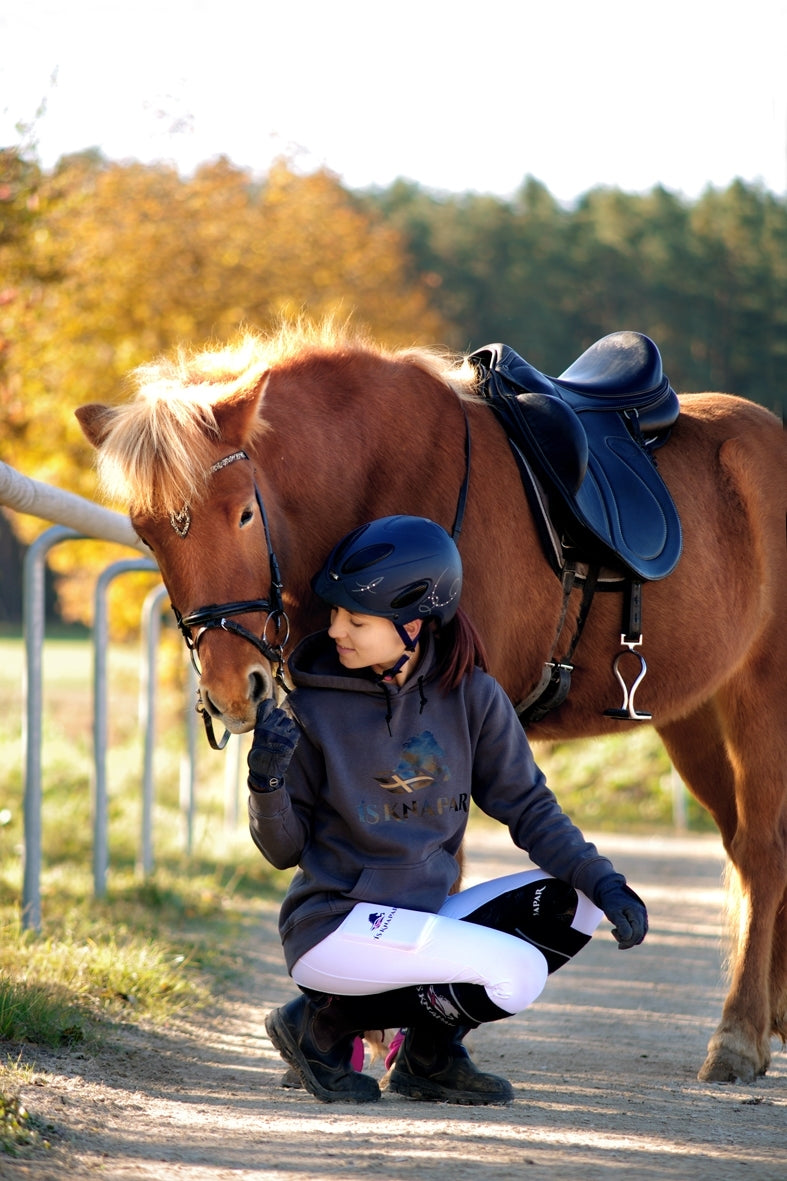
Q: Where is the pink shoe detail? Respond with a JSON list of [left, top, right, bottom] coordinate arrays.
[[350, 1036, 365, 1071]]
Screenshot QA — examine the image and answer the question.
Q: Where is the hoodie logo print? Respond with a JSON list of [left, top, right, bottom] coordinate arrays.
[[374, 730, 448, 795], [375, 771, 435, 794]]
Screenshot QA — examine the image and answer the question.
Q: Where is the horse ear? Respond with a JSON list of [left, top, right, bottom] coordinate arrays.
[[212, 373, 270, 442], [75, 404, 118, 448]]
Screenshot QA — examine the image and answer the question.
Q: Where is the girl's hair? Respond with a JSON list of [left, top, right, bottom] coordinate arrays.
[[432, 606, 489, 692]]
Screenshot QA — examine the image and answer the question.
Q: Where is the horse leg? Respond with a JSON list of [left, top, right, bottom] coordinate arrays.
[[658, 702, 738, 840], [660, 675, 787, 1083], [713, 664, 787, 1083]]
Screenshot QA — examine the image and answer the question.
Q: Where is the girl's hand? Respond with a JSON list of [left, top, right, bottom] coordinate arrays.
[[247, 698, 300, 791], [593, 874, 648, 948]]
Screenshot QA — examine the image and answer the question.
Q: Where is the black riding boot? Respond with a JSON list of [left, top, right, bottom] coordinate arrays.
[[265, 994, 380, 1103], [382, 1023, 514, 1105], [270, 981, 511, 1102]]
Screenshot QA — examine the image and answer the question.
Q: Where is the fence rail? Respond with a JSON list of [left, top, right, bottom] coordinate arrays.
[[0, 460, 146, 553]]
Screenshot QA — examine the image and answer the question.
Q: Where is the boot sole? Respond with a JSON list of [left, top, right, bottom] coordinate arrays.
[[265, 1009, 380, 1104], [383, 1070, 514, 1106]]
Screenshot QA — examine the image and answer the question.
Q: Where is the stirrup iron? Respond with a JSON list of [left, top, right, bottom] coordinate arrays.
[[604, 636, 651, 721]]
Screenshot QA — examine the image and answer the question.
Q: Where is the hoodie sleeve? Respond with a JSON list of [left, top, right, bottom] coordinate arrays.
[[247, 728, 323, 869], [468, 676, 616, 898]]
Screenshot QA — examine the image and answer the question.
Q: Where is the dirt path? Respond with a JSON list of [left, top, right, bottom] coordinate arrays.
[[5, 829, 786, 1181]]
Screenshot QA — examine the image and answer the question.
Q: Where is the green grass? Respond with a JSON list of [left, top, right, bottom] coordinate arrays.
[[0, 634, 290, 1078], [530, 727, 716, 834], [0, 1080, 52, 1156]]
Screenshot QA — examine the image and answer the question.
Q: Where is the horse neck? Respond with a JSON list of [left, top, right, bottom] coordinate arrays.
[[254, 356, 467, 639]]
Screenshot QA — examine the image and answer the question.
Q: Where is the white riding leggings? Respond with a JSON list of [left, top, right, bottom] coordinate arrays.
[[291, 869, 603, 1017]]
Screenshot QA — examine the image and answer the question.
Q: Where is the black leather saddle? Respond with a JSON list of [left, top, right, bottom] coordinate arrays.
[[471, 331, 683, 582]]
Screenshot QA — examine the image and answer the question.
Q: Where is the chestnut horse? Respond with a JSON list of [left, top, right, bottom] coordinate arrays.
[[76, 321, 787, 1085]]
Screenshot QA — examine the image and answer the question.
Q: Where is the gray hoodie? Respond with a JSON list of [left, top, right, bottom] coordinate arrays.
[[248, 629, 615, 972]]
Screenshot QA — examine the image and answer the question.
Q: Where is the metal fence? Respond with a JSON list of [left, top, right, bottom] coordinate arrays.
[[1, 461, 243, 932]]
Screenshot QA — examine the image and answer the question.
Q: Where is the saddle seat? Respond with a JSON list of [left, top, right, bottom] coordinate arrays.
[[471, 331, 683, 582]]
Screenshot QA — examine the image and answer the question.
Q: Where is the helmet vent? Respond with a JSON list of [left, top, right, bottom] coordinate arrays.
[[342, 543, 394, 574], [390, 580, 430, 609]]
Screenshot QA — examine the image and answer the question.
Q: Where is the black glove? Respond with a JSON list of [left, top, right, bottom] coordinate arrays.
[[593, 873, 648, 949], [247, 698, 299, 792]]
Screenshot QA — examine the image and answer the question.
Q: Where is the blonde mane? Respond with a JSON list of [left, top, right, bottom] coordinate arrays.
[[94, 319, 476, 515]]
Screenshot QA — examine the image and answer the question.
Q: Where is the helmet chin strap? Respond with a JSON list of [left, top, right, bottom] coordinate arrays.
[[377, 624, 419, 683]]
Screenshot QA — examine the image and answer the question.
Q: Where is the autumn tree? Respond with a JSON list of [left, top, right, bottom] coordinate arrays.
[[2, 153, 448, 495], [368, 176, 787, 416], [0, 153, 447, 623]]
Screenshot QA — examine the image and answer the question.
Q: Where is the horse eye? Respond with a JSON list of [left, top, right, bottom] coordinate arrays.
[[240, 506, 255, 527]]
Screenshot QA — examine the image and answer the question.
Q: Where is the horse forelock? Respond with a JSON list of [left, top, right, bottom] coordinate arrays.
[[98, 335, 271, 515]]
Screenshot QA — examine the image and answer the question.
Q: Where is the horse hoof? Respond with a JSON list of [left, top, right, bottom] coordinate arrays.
[[697, 1048, 765, 1084]]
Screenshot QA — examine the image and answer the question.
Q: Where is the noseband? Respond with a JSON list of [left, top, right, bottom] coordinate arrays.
[[169, 450, 290, 750]]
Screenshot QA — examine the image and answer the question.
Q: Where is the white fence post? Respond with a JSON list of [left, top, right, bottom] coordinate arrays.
[[180, 663, 199, 857], [139, 584, 169, 878], [93, 559, 159, 898], [1, 462, 168, 929], [21, 525, 84, 931]]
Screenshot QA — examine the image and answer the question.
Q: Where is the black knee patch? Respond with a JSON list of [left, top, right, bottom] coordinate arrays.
[[464, 878, 590, 973], [418, 983, 510, 1027]]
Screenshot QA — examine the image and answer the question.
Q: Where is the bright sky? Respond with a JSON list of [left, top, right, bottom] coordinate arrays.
[[2, 0, 786, 204]]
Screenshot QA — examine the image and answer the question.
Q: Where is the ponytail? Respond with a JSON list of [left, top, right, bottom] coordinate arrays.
[[432, 606, 489, 692]]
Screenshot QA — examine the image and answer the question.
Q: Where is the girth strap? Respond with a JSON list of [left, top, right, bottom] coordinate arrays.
[[516, 562, 599, 726]]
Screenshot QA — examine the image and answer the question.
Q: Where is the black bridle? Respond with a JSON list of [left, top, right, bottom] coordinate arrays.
[[169, 450, 290, 750], [169, 404, 472, 750]]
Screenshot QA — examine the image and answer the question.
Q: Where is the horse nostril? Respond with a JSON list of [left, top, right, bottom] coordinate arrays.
[[249, 669, 272, 704]]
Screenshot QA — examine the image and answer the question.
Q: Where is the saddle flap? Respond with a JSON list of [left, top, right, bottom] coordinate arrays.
[[570, 410, 683, 579], [493, 386, 588, 496]]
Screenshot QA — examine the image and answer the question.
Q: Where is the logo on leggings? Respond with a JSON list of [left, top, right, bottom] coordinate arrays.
[[531, 884, 547, 916], [367, 908, 397, 939], [417, 985, 461, 1026]]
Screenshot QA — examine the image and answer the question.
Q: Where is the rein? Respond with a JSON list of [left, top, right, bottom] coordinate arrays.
[[169, 450, 290, 750], [451, 404, 471, 541]]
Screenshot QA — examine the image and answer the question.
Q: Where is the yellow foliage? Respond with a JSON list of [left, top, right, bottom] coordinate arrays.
[[0, 153, 448, 628]]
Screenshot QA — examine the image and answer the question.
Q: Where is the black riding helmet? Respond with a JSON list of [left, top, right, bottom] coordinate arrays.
[[312, 515, 462, 629]]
